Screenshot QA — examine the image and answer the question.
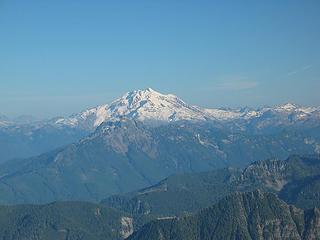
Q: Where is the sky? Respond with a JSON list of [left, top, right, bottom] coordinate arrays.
[[0, 0, 319, 118]]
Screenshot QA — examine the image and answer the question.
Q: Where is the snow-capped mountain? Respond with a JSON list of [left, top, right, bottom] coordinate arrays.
[[51, 88, 256, 129], [273, 103, 319, 120], [52, 88, 210, 129], [51, 88, 320, 130], [1, 88, 318, 131]]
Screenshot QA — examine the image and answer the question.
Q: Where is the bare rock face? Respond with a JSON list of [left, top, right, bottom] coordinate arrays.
[[95, 119, 158, 158], [120, 217, 134, 239], [238, 155, 320, 193]]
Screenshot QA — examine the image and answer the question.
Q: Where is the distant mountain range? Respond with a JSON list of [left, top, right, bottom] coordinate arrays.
[[2, 88, 320, 130], [45, 88, 320, 130], [0, 88, 319, 164]]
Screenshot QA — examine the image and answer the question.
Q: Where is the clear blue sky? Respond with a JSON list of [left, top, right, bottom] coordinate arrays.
[[0, 0, 319, 118]]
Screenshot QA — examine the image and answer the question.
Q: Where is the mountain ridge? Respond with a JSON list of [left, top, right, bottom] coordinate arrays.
[[102, 154, 320, 218], [0, 115, 319, 205], [128, 191, 320, 240], [47, 88, 320, 130], [1, 88, 319, 131], [0, 88, 319, 163]]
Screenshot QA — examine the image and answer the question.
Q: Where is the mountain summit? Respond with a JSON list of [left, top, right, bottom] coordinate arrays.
[[107, 88, 206, 122], [53, 88, 210, 129]]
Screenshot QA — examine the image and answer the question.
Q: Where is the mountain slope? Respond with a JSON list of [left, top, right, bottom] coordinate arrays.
[[1, 156, 320, 239], [102, 168, 240, 217], [0, 201, 133, 240], [0, 120, 227, 204], [128, 191, 320, 240], [279, 175, 320, 209], [0, 118, 319, 205], [103, 155, 320, 219], [0, 124, 87, 163]]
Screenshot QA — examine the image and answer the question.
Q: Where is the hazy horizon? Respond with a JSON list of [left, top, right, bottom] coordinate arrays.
[[1, 87, 318, 120]]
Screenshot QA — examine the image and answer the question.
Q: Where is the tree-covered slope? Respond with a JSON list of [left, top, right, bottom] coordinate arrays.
[[102, 168, 240, 217], [0, 201, 133, 240], [103, 155, 320, 219], [1, 155, 320, 240], [128, 191, 320, 240]]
